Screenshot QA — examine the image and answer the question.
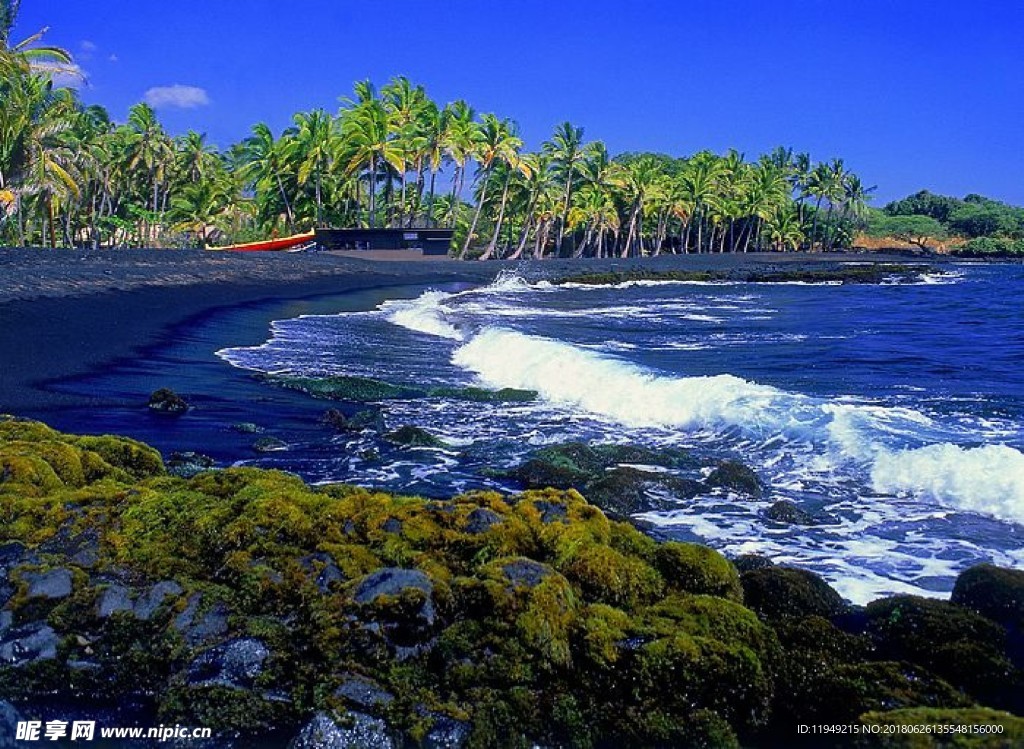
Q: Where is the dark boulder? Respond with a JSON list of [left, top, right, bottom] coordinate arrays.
[[422, 714, 471, 749], [463, 507, 502, 534], [384, 426, 449, 449], [333, 674, 395, 711], [167, 451, 216, 478], [584, 467, 705, 517], [764, 500, 833, 525], [951, 563, 1024, 631], [354, 568, 437, 640], [0, 622, 59, 665], [706, 460, 763, 498], [741, 566, 846, 620], [133, 580, 183, 620], [732, 554, 775, 573], [501, 558, 555, 590], [289, 711, 396, 749], [174, 595, 230, 647], [22, 568, 73, 600], [148, 388, 189, 415], [96, 583, 134, 618], [864, 595, 1022, 711], [186, 638, 270, 689], [321, 408, 386, 433], [508, 458, 590, 490], [252, 436, 288, 453], [270, 374, 424, 402], [299, 553, 345, 593]]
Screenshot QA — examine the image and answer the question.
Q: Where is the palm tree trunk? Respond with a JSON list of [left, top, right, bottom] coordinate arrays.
[[369, 154, 377, 228], [426, 168, 438, 228], [481, 171, 512, 260], [459, 170, 491, 259]]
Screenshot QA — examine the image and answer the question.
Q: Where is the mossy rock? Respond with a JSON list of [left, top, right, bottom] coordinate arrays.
[[584, 467, 705, 517], [507, 458, 591, 490], [320, 408, 386, 433], [741, 566, 846, 621], [426, 386, 537, 403], [855, 707, 1024, 748], [865, 595, 1022, 710], [774, 661, 972, 729], [706, 460, 763, 498], [951, 563, 1024, 632], [654, 542, 743, 601], [267, 374, 425, 401], [384, 426, 449, 449], [72, 435, 164, 479]]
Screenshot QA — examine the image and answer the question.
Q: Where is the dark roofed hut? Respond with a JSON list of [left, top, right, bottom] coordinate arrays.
[[314, 228, 454, 258]]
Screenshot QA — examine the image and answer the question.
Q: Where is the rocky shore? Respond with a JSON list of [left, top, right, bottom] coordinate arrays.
[[1, 418, 1022, 748]]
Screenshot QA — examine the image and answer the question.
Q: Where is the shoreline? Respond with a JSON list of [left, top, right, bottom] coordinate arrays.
[[0, 248, 948, 416]]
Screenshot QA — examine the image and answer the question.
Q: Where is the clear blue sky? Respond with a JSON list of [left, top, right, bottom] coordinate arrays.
[[16, 0, 1024, 204]]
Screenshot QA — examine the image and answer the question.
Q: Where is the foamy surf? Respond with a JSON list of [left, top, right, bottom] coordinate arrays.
[[450, 327, 1024, 525]]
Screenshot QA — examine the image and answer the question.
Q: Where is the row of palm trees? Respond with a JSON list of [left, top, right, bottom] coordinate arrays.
[[1, 8, 873, 255]]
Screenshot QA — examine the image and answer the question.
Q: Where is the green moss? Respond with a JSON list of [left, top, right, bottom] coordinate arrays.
[[654, 542, 742, 601], [266, 374, 426, 401], [865, 595, 1021, 710], [3, 419, 1020, 747]]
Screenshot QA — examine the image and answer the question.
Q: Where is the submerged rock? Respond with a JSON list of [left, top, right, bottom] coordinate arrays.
[[706, 460, 764, 498], [269, 374, 424, 402], [148, 388, 189, 415], [231, 422, 264, 434], [384, 426, 449, 449], [764, 500, 835, 525], [321, 408, 386, 433], [584, 467, 705, 516], [252, 436, 288, 453]]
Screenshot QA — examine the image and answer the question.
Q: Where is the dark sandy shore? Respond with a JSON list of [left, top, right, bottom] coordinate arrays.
[[0, 248, 944, 414]]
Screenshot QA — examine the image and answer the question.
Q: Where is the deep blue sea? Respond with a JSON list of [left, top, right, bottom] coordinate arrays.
[[43, 263, 1024, 605]]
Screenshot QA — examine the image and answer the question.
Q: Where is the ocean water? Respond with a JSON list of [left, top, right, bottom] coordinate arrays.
[[107, 263, 1024, 605]]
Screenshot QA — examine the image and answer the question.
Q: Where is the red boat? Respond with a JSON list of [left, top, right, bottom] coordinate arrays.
[[208, 231, 316, 252]]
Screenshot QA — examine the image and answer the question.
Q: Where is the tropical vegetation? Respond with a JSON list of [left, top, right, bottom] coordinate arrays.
[[1, 5, 881, 257], [867, 189, 1024, 256]]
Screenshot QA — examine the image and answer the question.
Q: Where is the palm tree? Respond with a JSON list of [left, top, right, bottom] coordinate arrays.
[[125, 103, 173, 243], [544, 121, 589, 256], [458, 114, 522, 259], [291, 109, 337, 227], [765, 204, 804, 251], [443, 100, 477, 226], [342, 100, 402, 228], [240, 122, 296, 231], [0, 0, 75, 77], [613, 155, 666, 257]]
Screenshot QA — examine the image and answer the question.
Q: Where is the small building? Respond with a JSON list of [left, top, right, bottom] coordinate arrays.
[[314, 228, 453, 256]]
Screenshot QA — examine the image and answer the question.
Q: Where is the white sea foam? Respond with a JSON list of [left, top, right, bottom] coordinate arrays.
[[449, 326, 1024, 525], [380, 291, 465, 341], [872, 443, 1024, 524]]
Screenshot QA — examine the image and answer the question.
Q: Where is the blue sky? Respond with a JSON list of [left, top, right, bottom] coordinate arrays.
[[17, 0, 1024, 204]]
